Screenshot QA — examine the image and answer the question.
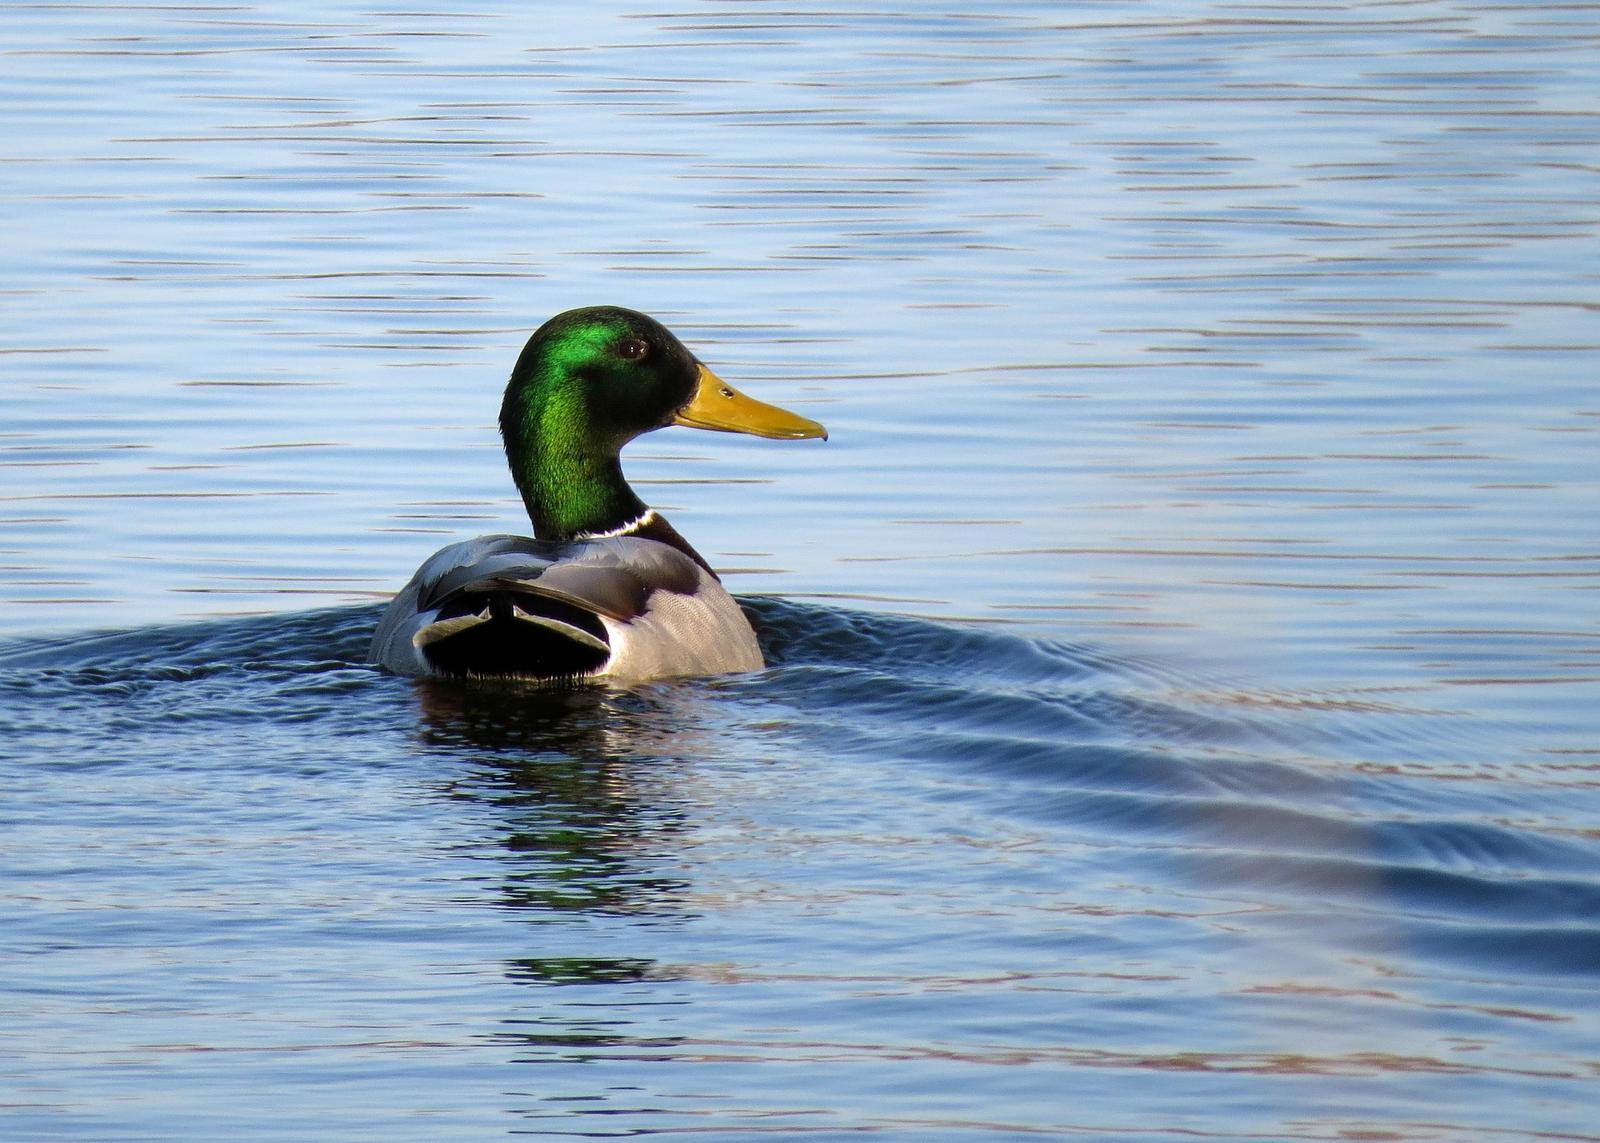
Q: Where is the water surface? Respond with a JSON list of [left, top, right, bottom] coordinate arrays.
[[3, 2, 1598, 1140]]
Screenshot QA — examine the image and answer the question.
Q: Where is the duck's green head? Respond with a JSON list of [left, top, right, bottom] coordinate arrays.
[[499, 306, 826, 540]]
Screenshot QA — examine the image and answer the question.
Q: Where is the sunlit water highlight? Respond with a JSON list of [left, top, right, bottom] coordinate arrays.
[[3, 2, 1598, 1140]]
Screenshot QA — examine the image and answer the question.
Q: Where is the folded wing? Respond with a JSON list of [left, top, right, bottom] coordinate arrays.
[[368, 534, 721, 681]]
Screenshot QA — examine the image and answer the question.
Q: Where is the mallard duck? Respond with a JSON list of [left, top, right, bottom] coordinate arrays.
[[369, 306, 827, 682]]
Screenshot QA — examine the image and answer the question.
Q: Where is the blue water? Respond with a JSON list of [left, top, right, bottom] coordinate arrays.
[[4, 2, 1599, 1140], [4, 600, 1597, 1138]]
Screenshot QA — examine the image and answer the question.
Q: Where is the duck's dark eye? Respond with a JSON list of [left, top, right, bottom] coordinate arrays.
[[617, 338, 650, 362]]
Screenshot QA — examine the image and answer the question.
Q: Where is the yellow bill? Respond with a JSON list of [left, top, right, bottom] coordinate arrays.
[[673, 364, 828, 441]]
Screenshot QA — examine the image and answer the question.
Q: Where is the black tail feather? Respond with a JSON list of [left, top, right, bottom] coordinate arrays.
[[422, 592, 611, 679]]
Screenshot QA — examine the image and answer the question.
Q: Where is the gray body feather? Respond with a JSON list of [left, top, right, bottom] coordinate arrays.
[[368, 534, 763, 682]]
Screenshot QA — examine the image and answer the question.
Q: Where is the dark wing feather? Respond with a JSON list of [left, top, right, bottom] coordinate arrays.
[[415, 535, 699, 621], [533, 540, 701, 616], [414, 535, 559, 612]]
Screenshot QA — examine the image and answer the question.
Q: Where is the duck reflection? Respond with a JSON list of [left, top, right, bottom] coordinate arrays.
[[413, 678, 727, 916], [408, 677, 726, 1017]]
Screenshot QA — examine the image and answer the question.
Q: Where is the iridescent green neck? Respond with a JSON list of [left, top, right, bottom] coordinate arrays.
[[499, 366, 648, 541]]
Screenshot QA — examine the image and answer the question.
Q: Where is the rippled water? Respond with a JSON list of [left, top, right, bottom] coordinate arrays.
[[4, 2, 1598, 1140]]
